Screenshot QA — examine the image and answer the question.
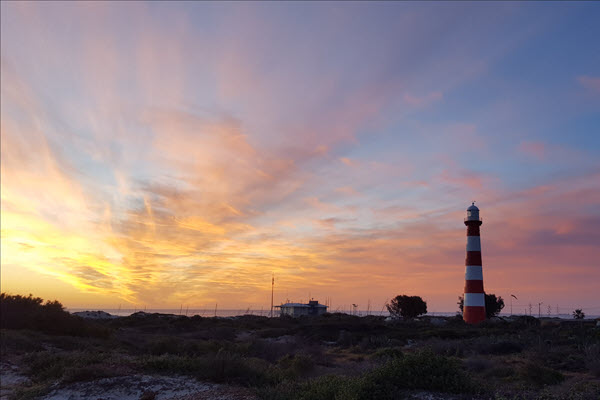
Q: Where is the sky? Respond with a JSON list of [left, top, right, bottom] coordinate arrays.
[[1, 2, 599, 314]]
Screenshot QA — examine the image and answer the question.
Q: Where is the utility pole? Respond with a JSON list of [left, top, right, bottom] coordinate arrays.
[[538, 302, 543, 318], [270, 273, 274, 318], [510, 294, 518, 316]]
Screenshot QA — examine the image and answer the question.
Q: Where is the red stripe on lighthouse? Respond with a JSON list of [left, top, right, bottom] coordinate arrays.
[[466, 251, 482, 266], [467, 225, 480, 236], [463, 306, 486, 323], [464, 280, 484, 293]]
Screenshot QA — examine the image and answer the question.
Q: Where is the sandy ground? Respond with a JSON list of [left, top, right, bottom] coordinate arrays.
[[0, 362, 255, 400], [1, 362, 31, 400], [42, 375, 256, 400]]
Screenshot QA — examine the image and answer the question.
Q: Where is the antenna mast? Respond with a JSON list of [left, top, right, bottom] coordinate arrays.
[[270, 273, 274, 318]]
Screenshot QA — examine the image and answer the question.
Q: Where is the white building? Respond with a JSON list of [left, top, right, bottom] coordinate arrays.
[[276, 300, 327, 317]]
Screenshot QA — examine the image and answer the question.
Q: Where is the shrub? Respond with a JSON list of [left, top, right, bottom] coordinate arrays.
[[517, 362, 564, 386], [372, 347, 403, 360], [463, 356, 493, 372], [0, 293, 110, 337], [297, 375, 361, 400], [258, 375, 361, 400], [248, 338, 298, 362], [386, 295, 427, 319], [62, 364, 117, 383], [142, 351, 273, 385], [278, 353, 315, 377], [147, 336, 185, 355], [360, 349, 475, 395], [481, 341, 523, 355], [22, 350, 106, 383], [584, 343, 600, 377], [573, 309, 586, 320], [0, 330, 44, 355]]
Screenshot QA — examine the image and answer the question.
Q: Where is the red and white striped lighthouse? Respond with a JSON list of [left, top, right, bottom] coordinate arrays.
[[463, 202, 486, 324]]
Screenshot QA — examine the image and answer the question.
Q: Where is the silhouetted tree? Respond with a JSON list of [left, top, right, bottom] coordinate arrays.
[[573, 309, 585, 320], [0, 293, 109, 337], [457, 293, 504, 319], [485, 294, 504, 318], [387, 295, 427, 319]]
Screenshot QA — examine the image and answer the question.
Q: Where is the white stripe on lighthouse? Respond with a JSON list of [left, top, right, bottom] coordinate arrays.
[[464, 293, 485, 307], [466, 236, 481, 252], [465, 265, 483, 280]]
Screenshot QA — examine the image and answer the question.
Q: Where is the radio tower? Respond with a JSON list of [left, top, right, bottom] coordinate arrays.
[[270, 273, 274, 318], [463, 202, 486, 324]]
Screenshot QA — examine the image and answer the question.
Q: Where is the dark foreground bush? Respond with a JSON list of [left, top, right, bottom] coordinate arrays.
[[0, 293, 110, 337], [142, 351, 274, 386], [22, 350, 108, 382], [259, 350, 475, 400], [359, 349, 475, 396], [517, 362, 564, 386]]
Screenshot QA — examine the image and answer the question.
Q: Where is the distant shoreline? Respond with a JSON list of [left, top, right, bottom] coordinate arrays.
[[67, 308, 600, 320]]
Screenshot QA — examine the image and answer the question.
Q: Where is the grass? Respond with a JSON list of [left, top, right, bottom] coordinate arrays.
[[260, 350, 476, 400]]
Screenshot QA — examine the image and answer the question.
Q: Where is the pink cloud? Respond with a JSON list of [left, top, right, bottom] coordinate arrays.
[[403, 91, 443, 107], [577, 75, 600, 93], [518, 141, 546, 160], [335, 186, 360, 197], [339, 157, 358, 167]]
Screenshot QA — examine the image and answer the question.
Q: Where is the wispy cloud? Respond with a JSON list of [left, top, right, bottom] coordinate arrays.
[[1, 2, 599, 311], [577, 75, 600, 93]]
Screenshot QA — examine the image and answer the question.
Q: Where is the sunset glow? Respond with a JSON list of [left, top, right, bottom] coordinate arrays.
[[1, 2, 599, 312]]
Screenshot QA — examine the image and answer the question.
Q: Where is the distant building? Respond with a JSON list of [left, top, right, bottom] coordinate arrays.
[[276, 300, 327, 317]]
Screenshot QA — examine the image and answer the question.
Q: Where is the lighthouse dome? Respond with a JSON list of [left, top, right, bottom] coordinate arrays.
[[466, 202, 480, 220]]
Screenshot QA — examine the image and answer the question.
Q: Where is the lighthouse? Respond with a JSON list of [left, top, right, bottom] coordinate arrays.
[[463, 202, 486, 324]]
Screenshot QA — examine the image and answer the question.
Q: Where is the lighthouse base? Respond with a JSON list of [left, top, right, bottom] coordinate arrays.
[[463, 306, 486, 324]]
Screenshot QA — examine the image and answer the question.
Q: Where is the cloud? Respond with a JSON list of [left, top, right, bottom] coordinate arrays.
[[339, 157, 358, 167], [402, 91, 443, 107], [1, 2, 599, 311], [518, 141, 546, 160], [577, 76, 600, 93], [335, 186, 361, 197]]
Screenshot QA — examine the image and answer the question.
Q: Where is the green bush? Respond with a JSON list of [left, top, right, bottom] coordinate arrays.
[[260, 350, 475, 400], [360, 349, 475, 395]]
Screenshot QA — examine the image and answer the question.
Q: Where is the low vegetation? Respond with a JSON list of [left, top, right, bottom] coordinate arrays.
[[1, 293, 599, 400]]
